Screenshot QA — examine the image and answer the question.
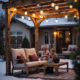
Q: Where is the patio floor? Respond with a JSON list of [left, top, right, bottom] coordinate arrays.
[[13, 68, 75, 80]]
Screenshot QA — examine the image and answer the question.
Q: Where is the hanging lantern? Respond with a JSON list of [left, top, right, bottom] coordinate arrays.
[[46, 19, 48, 23], [28, 17, 30, 20], [33, 13, 35, 17], [55, 6, 59, 10], [69, 5, 73, 9], [55, 18, 58, 23], [65, 15, 68, 18], [25, 11, 27, 15], [40, 10, 43, 14], [21, 16, 24, 19], [51, 3, 55, 7]]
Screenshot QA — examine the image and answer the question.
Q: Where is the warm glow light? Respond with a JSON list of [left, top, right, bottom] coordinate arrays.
[[37, 4, 40, 6], [14, 8, 16, 11], [77, 16, 79, 19], [55, 6, 59, 10], [55, 18, 58, 23], [28, 17, 30, 20], [51, 3, 55, 7], [74, 0, 77, 2], [74, 15, 76, 18], [21, 16, 24, 19], [40, 15, 41, 18], [33, 13, 35, 17], [65, 15, 68, 18], [40, 10, 43, 14], [69, 5, 73, 9], [69, 33, 70, 35], [25, 11, 27, 15], [54, 32, 56, 35], [46, 19, 48, 23]]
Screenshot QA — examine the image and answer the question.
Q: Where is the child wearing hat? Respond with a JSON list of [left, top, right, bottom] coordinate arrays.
[[40, 46, 50, 60]]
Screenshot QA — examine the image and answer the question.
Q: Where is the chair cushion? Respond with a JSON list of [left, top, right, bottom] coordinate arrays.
[[11, 48, 26, 64], [13, 63, 25, 68], [25, 48, 37, 61], [26, 61, 39, 67], [29, 54, 38, 61], [68, 45, 77, 51], [38, 60, 48, 65], [63, 51, 71, 54]]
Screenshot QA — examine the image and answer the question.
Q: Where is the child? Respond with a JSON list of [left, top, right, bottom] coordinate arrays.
[[46, 48, 57, 73], [40, 46, 50, 60]]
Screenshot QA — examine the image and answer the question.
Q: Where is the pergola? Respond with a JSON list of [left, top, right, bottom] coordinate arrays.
[[0, 0, 79, 75]]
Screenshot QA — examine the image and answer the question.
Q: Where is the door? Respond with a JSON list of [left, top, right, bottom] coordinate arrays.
[[56, 30, 72, 53]]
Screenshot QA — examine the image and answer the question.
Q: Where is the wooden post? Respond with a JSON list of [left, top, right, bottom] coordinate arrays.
[[79, 11, 80, 41], [5, 8, 11, 75], [32, 18, 44, 57], [35, 28, 39, 57]]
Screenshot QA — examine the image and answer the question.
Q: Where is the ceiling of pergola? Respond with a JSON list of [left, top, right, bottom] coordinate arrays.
[[1, 0, 79, 19]]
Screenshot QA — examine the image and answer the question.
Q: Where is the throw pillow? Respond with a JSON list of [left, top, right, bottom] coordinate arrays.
[[29, 54, 38, 61], [17, 54, 27, 63]]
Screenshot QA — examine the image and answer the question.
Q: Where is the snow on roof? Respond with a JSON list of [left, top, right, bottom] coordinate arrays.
[[15, 17, 78, 28]]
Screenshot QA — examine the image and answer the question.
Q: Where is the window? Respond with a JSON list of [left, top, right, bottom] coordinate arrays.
[[68, 16, 74, 21], [45, 32, 49, 44], [65, 31, 71, 43], [10, 31, 23, 43]]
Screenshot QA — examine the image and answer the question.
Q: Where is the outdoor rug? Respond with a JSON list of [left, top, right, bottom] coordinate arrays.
[[13, 68, 75, 80]]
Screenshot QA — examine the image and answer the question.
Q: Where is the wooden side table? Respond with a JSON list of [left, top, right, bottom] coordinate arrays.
[[44, 62, 68, 76]]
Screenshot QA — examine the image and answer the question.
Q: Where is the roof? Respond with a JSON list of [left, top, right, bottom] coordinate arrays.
[[0, 17, 78, 30], [15, 17, 78, 28]]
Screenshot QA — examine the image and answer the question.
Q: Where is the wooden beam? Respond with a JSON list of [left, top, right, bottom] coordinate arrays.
[[32, 18, 44, 56], [5, 8, 11, 75], [2, 0, 66, 9]]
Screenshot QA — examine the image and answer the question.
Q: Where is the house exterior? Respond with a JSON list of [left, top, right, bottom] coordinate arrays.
[[1, 17, 79, 53]]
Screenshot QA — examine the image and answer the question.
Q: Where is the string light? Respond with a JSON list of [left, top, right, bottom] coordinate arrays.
[[55, 6, 59, 10], [28, 17, 30, 20], [51, 3, 55, 7], [69, 5, 73, 9], [74, 0, 77, 2], [46, 19, 48, 23], [25, 11, 27, 15], [65, 15, 68, 18], [55, 18, 58, 23], [37, 4, 40, 6], [14, 8, 16, 11], [74, 15, 76, 18], [40, 10, 43, 14], [33, 13, 35, 17], [21, 16, 24, 19]]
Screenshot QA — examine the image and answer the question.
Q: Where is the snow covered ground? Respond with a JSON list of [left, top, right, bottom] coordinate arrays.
[[0, 58, 73, 80]]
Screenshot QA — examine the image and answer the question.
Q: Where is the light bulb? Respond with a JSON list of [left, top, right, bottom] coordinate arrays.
[[55, 6, 59, 10], [55, 19, 58, 23], [40, 10, 43, 14], [14, 8, 16, 11], [69, 5, 73, 9], [74, 15, 76, 18], [33, 13, 35, 17], [25, 11, 27, 15], [21, 16, 24, 19], [40, 15, 41, 18], [65, 15, 68, 18], [37, 4, 40, 6], [74, 0, 77, 2], [46, 19, 48, 23], [28, 17, 30, 20], [51, 3, 55, 7]]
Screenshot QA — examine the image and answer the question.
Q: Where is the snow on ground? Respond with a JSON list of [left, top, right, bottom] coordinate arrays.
[[0, 59, 73, 80]]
